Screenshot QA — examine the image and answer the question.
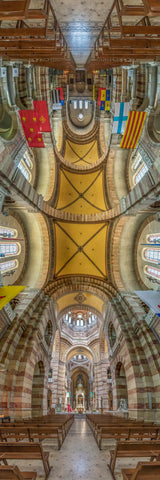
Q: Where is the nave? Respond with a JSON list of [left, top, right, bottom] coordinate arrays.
[[47, 418, 111, 480]]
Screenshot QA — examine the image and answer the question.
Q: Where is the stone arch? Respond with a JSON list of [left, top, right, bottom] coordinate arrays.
[[66, 345, 93, 363], [135, 214, 160, 290], [109, 214, 149, 291], [0, 104, 18, 142], [71, 366, 90, 411], [147, 106, 160, 144], [13, 210, 51, 288]]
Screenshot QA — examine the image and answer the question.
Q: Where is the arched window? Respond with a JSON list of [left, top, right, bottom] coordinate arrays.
[[18, 150, 33, 183], [18, 160, 31, 182], [144, 265, 160, 280], [0, 242, 21, 257], [0, 226, 17, 239], [0, 259, 18, 273], [132, 153, 143, 171], [134, 163, 148, 184], [48, 368, 53, 382], [147, 233, 160, 244], [143, 248, 160, 264]]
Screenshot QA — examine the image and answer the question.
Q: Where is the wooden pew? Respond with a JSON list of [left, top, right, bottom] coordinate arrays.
[[0, 465, 37, 479], [0, 443, 51, 479], [0, 414, 74, 449], [122, 461, 160, 480], [109, 441, 160, 477], [98, 425, 160, 450]]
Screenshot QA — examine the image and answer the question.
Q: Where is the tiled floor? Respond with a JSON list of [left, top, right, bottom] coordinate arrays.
[[9, 418, 114, 480], [49, 418, 113, 480]]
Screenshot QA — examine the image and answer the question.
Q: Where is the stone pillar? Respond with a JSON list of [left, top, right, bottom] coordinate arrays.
[[121, 68, 128, 101], [149, 65, 158, 107], [25, 66, 33, 108], [6, 65, 16, 106], [132, 68, 137, 99], [0, 184, 8, 213]]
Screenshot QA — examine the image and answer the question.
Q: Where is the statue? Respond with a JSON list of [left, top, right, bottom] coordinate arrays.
[[118, 398, 128, 411]]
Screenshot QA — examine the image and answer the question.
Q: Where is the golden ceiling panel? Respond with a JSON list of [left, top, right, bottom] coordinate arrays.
[[56, 169, 107, 214], [64, 140, 99, 166], [57, 292, 104, 315], [55, 222, 107, 278]]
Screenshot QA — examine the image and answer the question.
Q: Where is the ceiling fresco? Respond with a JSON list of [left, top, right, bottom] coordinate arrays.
[[54, 222, 108, 278], [56, 169, 107, 214], [57, 292, 105, 315], [64, 140, 99, 166]]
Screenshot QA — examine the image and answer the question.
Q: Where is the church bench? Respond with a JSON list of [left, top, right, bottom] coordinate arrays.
[[121, 461, 160, 480], [97, 425, 160, 449], [0, 442, 51, 479], [0, 425, 62, 449], [109, 441, 160, 477], [28, 426, 62, 449], [0, 465, 37, 479], [0, 427, 32, 443]]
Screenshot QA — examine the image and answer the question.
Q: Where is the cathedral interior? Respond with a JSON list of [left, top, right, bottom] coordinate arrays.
[[0, 0, 160, 479]]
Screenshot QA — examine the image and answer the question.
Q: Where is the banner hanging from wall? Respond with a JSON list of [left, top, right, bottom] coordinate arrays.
[[112, 102, 130, 134], [19, 100, 51, 148], [0, 286, 25, 310], [120, 111, 147, 149], [135, 290, 160, 317]]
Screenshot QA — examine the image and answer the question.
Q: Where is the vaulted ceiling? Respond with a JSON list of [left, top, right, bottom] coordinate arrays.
[[0, 1, 160, 69]]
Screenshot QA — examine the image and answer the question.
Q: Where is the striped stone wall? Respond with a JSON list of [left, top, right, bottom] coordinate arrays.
[[104, 294, 160, 422], [0, 291, 56, 419]]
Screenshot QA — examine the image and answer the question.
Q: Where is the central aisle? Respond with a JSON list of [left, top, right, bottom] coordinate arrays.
[[50, 417, 113, 480]]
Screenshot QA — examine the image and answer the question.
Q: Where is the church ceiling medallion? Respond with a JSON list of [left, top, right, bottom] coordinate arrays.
[[74, 292, 86, 304], [57, 292, 105, 316]]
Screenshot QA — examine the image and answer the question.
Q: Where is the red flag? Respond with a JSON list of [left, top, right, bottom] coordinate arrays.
[[19, 110, 45, 148], [19, 109, 40, 134], [26, 132, 45, 148], [98, 88, 102, 106], [33, 101, 51, 132], [56, 87, 64, 105]]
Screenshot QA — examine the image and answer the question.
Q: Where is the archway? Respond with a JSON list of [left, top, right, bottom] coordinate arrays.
[[31, 361, 45, 417], [71, 369, 89, 412], [115, 362, 128, 410]]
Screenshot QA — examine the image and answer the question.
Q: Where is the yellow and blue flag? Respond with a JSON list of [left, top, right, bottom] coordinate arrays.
[[100, 89, 110, 111]]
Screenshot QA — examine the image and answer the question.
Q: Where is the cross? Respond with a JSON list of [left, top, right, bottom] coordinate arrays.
[[113, 103, 128, 134]]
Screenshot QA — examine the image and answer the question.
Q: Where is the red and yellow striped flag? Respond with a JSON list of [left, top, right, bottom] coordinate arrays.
[[120, 111, 147, 149]]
